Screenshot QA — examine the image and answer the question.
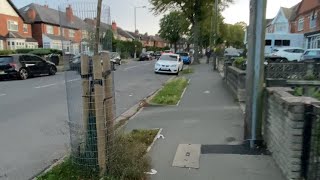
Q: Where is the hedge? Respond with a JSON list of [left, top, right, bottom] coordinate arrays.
[[113, 40, 143, 59], [0, 50, 16, 55], [0, 48, 63, 56]]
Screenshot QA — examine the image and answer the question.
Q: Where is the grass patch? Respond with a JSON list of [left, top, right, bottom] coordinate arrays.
[[38, 129, 159, 180], [181, 68, 194, 74], [151, 77, 188, 105]]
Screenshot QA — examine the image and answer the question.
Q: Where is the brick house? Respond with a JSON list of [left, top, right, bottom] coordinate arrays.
[[290, 0, 320, 49], [0, 0, 38, 50], [19, 3, 88, 54]]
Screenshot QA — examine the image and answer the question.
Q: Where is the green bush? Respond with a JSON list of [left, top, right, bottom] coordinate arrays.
[[29, 49, 52, 56], [16, 48, 35, 54], [113, 40, 143, 59], [233, 57, 246, 70], [0, 50, 16, 55]]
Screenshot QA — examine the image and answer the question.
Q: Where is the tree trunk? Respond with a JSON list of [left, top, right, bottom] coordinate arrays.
[[174, 42, 177, 53], [193, 0, 201, 64]]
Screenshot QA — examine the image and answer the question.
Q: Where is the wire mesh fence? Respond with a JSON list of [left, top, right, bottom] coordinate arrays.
[[58, 0, 116, 174]]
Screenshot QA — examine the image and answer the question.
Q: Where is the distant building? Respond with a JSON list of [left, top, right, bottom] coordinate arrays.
[[19, 3, 87, 54], [0, 0, 38, 50], [290, 0, 320, 49]]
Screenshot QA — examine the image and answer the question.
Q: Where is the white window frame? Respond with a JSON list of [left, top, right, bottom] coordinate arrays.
[[23, 24, 28, 33], [46, 25, 54, 34], [7, 20, 18, 31], [0, 40, 3, 50], [69, 29, 75, 38], [298, 18, 304, 31], [310, 12, 317, 29]]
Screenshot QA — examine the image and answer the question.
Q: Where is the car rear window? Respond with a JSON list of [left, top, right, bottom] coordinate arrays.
[[159, 55, 178, 61], [0, 56, 13, 64], [178, 53, 189, 56]]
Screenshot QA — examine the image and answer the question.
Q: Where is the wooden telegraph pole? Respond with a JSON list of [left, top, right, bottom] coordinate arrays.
[[94, 0, 107, 174], [102, 52, 114, 170]]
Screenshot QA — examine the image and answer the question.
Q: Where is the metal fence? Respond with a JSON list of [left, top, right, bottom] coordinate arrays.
[[302, 105, 320, 180], [59, 0, 115, 174], [265, 62, 320, 80]]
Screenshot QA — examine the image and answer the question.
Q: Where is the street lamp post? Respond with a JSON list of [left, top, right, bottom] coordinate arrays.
[[134, 6, 146, 31]]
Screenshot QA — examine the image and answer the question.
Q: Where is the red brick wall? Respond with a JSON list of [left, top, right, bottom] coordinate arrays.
[[74, 30, 81, 43], [298, 1, 320, 15], [32, 23, 44, 47], [291, 7, 320, 34], [0, 14, 32, 38]]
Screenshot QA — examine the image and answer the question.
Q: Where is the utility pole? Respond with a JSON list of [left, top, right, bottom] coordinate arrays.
[[213, 0, 218, 70], [245, 0, 267, 149]]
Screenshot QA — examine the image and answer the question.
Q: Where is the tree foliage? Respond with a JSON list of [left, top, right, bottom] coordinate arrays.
[[158, 11, 189, 51], [150, 0, 233, 62]]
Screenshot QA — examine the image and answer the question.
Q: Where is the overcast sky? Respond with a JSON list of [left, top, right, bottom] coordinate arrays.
[[13, 0, 302, 35]]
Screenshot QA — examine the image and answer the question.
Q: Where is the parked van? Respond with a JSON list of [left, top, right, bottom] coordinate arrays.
[[264, 33, 304, 55]]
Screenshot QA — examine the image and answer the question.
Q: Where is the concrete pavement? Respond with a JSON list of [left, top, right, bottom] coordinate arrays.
[[0, 59, 170, 179], [125, 61, 285, 180]]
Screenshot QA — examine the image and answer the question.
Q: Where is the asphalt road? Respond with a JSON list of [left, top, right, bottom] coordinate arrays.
[[0, 59, 171, 180]]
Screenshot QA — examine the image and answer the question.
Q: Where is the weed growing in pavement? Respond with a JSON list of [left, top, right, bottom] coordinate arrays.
[[151, 77, 188, 105], [38, 129, 158, 180]]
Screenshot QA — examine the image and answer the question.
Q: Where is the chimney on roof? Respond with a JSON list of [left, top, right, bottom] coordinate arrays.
[[66, 5, 74, 23], [135, 30, 139, 35], [112, 21, 117, 32], [27, 8, 36, 21]]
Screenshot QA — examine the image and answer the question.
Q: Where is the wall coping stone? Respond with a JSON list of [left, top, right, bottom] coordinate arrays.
[[227, 66, 246, 75]]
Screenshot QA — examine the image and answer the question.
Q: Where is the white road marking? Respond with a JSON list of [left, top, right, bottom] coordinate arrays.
[[34, 83, 57, 89], [176, 79, 191, 106], [124, 63, 152, 71], [67, 78, 80, 83], [0, 94, 6, 97]]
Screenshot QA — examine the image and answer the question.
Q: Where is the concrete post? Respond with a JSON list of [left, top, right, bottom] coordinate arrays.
[[244, 0, 267, 148]]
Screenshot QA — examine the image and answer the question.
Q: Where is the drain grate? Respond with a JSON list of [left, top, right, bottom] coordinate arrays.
[[201, 144, 270, 155]]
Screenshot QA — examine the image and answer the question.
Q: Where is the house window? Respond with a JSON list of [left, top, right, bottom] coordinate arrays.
[[0, 40, 3, 50], [275, 40, 282, 46], [298, 18, 304, 31], [46, 25, 54, 34], [82, 30, 88, 39], [274, 23, 287, 32], [23, 24, 28, 33], [310, 11, 317, 29], [7, 20, 18, 31], [283, 40, 290, 46], [265, 40, 272, 46], [69, 29, 75, 38]]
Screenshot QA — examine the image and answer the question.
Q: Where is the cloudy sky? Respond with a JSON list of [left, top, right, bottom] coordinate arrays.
[[13, 0, 302, 35]]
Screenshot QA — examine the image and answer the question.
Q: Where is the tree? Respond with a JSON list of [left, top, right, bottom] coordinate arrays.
[[150, 0, 233, 63], [158, 11, 189, 52], [101, 29, 113, 51]]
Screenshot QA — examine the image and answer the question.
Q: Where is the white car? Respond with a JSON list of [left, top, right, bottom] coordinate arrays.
[[155, 53, 184, 75], [271, 47, 305, 61]]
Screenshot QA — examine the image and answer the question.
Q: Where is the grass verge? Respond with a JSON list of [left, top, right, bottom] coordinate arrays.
[[181, 68, 194, 74], [37, 129, 159, 180], [151, 77, 188, 105]]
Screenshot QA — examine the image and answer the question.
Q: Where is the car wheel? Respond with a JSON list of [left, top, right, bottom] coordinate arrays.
[[48, 66, 57, 75], [19, 68, 29, 80]]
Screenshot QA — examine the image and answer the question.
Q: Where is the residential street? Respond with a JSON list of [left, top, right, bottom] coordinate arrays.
[[0, 59, 170, 180]]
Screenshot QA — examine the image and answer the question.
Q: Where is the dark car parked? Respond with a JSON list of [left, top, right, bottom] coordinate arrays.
[[154, 51, 161, 59], [0, 54, 57, 80], [139, 53, 152, 61], [300, 49, 320, 62], [69, 53, 116, 74]]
